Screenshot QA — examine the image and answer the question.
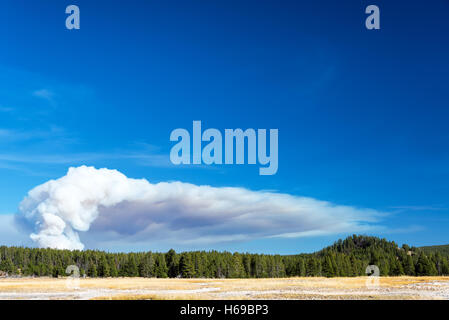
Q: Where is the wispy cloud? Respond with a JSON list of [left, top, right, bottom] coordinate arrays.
[[32, 89, 54, 101], [0, 124, 174, 176], [389, 205, 447, 212], [0, 128, 40, 141], [379, 225, 426, 234], [0, 150, 171, 167], [0, 106, 14, 113], [0, 126, 71, 143]]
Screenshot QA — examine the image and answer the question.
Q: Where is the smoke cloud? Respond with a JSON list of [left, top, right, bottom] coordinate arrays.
[[16, 166, 382, 250]]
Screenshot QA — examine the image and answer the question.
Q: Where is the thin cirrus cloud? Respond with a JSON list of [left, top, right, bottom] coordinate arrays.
[[0, 106, 14, 113], [15, 165, 384, 251], [0, 125, 172, 171], [0, 151, 172, 168], [32, 89, 54, 101], [0, 128, 60, 142]]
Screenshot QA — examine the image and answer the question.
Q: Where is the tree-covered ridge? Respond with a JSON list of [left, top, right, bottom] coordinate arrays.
[[1, 235, 448, 278], [419, 244, 449, 257]]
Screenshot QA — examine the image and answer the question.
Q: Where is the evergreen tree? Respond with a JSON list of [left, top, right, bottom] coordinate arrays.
[[154, 254, 168, 278], [88, 264, 98, 277], [124, 255, 139, 277], [441, 258, 449, 275], [179, 253, 195, 278], [0, 235, 447, 279], [403, 255, 415, 275], [0, 258, 15, 275], [98, 255, 111, 277], [416, 253, 437, 276], [306, 258, 319, 276], [297, 258, 306, 277], [229, 253, 245, 278], [109, 258, 119, 277], [166, 249, 179, 278], [322, 256, 335, 277]]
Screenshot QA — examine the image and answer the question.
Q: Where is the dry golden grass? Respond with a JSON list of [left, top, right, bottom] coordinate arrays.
[[0, 277, 213, 291], [1, 276, 448, 300], [93, 293, 220, 300]]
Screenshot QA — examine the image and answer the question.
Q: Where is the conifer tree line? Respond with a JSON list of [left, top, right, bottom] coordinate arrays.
[[1, 235, 448, 278]]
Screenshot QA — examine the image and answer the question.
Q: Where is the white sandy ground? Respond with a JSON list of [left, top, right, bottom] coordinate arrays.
[[1, 278, 449, 300], [0, 287, 221, 300]]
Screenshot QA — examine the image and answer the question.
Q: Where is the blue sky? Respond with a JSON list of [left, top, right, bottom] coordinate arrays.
[[0, 0, 449, 253]]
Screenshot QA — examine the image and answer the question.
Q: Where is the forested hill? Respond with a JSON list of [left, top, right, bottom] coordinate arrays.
[[1, 235, 449, 278], [419, 244, 449, 256]]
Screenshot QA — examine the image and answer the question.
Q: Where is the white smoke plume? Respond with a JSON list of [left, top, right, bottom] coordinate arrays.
[[16, 166, 382, 250]]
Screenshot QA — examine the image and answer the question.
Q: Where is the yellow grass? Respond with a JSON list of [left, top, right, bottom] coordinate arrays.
[[0, 276, 448, 300]]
